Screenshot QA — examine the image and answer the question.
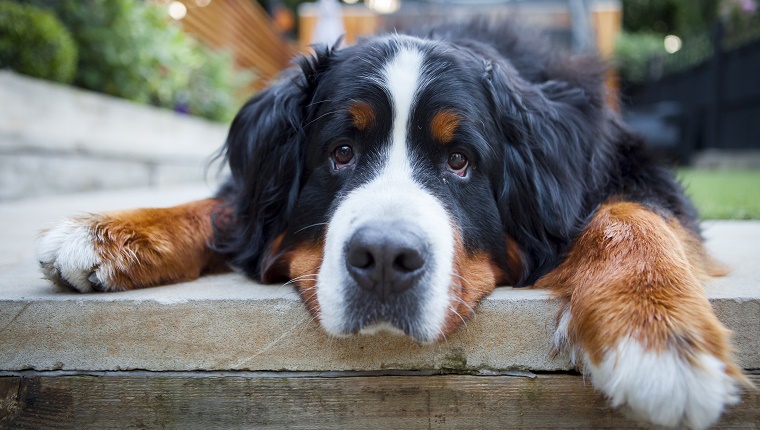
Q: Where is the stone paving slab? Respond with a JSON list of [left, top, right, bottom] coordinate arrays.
[[0, 186, 758, 372]]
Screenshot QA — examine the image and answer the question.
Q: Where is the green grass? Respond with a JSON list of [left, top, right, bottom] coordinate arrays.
[[678, 169, 760, 220]]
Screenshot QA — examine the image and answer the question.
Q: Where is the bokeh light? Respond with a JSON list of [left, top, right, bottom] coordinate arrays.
[[664, 35, 682, 54], [168, 1, 187, 20], [367, 0, 400, 14]]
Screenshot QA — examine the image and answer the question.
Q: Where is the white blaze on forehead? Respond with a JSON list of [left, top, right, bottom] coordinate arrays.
[[382, 45, 424, 177], [315, 43, 455, 342]]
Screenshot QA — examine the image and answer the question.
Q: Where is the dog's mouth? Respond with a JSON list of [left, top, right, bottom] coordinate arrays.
[[304, 288, 458, 345], [288, 233, 503, 345], [337, 284, 436, 342], [286, 236, 456, 344]]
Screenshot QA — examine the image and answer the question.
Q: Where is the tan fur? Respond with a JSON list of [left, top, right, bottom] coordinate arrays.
[[444, 230, 504, 336], [89, 199, 228, 291], [430, 110, 460, 144], [348, 101, 375, 131], [535, 201, 746, 384], [669, 218, 731, 279], [287, 242, 325, 320], [504, 234, 525, 286], [260, 232, 289, 283]]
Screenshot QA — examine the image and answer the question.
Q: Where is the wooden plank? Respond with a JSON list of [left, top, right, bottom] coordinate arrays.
[[0, 374, 757, 429], [0, 378, 20, 428]]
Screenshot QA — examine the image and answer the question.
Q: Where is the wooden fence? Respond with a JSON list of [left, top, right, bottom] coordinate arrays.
[[180, 0, 295, 91], [630, 21, 760, 151]]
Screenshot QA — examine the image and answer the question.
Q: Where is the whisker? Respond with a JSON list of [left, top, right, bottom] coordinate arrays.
[[452, 272, 473, 288], [293, 222, 329, 234], [453, 297, 477, 321], [304, 109, 343, 128], [229, 311, 315, 367], [301, 290, 319, 303], [276, 273, 319, 293], [306, 99, 334, 108], [297, 285, 317, 293], [448, 306, 468, 329], [297, 314, 320, 337], [453, 296, 476, 316], [289, 273, 320, 282], [438, 328, 449, 347], [277, 278, 316, 293]]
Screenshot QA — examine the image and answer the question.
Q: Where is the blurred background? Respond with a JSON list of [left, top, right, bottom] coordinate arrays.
[[0, 0, 758, 218]]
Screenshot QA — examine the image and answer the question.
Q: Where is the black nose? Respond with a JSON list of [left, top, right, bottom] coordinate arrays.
[[345, 222, 427, 300]]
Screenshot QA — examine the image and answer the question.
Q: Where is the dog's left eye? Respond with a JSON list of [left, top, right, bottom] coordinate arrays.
[[332, 144, 355, 169], [447, 152, 468, 176]]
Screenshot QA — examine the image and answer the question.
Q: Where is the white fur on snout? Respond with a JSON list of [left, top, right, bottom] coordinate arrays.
[[36, 218, 106, 293], [316, 43, 455, 342], [317, 171, 455, 340]]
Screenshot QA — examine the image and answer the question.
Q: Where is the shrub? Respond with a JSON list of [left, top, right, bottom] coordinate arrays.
[[622, 0, 718, 35], [182, 45, 252, 123], [24, 0, 249, 122], [28, 0, 189, 106], [614, 32, 665, 83], [0, 1, 77, 83]]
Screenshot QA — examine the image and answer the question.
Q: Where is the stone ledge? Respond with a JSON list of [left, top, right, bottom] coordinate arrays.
[[0, 186, 758, 372]]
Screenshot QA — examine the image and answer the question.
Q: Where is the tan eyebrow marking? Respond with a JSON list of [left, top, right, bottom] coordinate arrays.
[[430, 110, 460, 144], [348, 101, 375, 131]]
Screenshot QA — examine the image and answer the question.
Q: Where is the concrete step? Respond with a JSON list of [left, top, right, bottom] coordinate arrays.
[[0, 72, 228, 200], [0, 186, 758, 373]]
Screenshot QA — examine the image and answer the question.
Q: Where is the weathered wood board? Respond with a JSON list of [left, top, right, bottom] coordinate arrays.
[[1, 374, 758, 429]]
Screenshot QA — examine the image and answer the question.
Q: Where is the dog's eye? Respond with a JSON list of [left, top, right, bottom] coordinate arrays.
[[447, 152, 468, 176], [333, 144, 355, 169]]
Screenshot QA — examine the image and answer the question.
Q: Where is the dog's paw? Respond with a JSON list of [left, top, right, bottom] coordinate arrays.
[[586, 338, 741, 430], [36, 216, 118, 293]]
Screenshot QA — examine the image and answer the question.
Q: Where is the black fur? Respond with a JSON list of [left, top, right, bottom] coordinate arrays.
[[212, 44, 335, 280], [213, 21, 699, 287]]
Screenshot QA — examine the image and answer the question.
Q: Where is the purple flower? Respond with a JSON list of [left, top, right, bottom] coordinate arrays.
[[738, 0, 757, 14]]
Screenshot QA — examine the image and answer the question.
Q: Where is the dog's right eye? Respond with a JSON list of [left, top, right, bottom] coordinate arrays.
[[332, 144, 355, 169], [447, 152, 468, 176]]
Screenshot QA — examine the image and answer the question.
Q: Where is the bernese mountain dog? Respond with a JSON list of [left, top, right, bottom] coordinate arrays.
[[36, 21, 748, 429]]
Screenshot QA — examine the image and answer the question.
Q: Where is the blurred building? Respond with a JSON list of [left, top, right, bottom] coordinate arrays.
[[299, 0, 622, 60], [299, 0, 622, 107], [165, 0, 621, 91]]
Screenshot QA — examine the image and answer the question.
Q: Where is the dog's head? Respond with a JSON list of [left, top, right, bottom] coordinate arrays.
[[217, 33, 609, 343]]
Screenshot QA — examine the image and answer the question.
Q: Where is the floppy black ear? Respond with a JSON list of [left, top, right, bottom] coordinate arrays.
[[213, 46, 333, 281], [484, 58, 612, 286]]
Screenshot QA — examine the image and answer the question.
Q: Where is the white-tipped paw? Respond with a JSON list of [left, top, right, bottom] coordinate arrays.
[[36, 217, 113, 293], [587, 339, 740, 430]]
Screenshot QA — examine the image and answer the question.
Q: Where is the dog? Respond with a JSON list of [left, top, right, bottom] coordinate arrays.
[[36, 21, 748, 429]]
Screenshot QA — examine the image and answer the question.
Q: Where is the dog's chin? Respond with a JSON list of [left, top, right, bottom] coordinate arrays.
[[358, 322, 407, 337], [321, 320, 441, 345]]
